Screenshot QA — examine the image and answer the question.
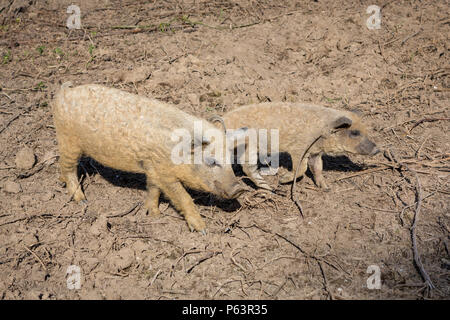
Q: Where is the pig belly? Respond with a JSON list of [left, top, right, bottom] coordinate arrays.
[[71, 128, 143, 173]]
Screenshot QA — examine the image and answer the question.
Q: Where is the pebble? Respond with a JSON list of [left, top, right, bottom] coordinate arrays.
[[3, 180, 22, 193], [40, 191, 54, 202], [108, 247, 135, 271], [187, 93, 199, 106], [89, 214, 108, 236], [15, 147, 35, 170], [115, 67, 152, 83]]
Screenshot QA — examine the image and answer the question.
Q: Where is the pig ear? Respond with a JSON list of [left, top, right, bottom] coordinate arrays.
[[333, 116, 352, 129], [201, 135, 211, 144], [208, 115, 226, 132], [226, 127, 248, 140]]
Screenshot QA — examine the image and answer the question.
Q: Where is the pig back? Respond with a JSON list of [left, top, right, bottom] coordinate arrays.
[[52, 84, 200, 172], [222, 102, 342, 151]]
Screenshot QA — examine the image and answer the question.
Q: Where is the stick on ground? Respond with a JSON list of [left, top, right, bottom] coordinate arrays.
[[410, 170, 435, 292]]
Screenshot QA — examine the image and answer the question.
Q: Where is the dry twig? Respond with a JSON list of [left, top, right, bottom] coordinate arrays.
[[21, 244, 47, 272], [409, 170, 435, 293], [107, 202, 142, 218], [386, 149, 436, 294], [409, 118, 450, 132], [0, 107, 30, 134], [401, 29, 423, 46], [318, 261, 334, 300], [186, 251, 221, 274]]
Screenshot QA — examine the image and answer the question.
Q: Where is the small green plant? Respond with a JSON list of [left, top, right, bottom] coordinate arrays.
[[0, 25, 9, 32], [2, 50, 11, 64], [85, 44, 96, 68], [36, 45, 45, 55], [159, 22, 171, 32], [207, 91, 222, 98], [22, 50, 31, 59], [35, 81, 47, 91], [324, 96, 342, 104], [180, 15, 202, 27], [88, 44, 95, 57], [54, 47, 64, 58]]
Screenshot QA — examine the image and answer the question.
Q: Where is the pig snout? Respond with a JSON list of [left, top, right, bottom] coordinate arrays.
[[357, 138, 379, 156], [214, 181, 249, 199]]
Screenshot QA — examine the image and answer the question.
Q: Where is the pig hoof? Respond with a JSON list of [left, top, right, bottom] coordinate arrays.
[[143, 205, 161, 216], [256, 183, 273, 191], [80, 199, 88, 204], [188, 224, 207, 235], [58, 175, 67, 185], [73, 191, 86, 203], [150, 208, 161, 216], [186, 216, 206, 233], [316, 180, 330, 191], [279, 173, 294, 184]]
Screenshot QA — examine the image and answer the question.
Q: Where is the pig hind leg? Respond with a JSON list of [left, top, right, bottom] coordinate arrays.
[[57, 135, 86, 202], [308, 154, 329, 190], [279, 153, 308, 184]]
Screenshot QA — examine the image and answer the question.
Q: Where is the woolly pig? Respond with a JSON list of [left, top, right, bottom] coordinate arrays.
[[214, 102, 379, 191], [52, 83, 248, 233]]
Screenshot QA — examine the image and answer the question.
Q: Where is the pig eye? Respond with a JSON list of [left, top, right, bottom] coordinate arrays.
[[205, 157, 221, 168], [349, 130, 361, 137]]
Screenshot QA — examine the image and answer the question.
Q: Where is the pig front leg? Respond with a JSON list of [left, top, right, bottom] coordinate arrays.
[[160, 185, 206, 233], [238, 146, 272, 191], [308, 153, 330, 190], [144, 167, 206, 233], [144, 184, 161, 216], [242, 164, 273, 191], [143, 165, 206, 235], [161, 181, 206, 233]]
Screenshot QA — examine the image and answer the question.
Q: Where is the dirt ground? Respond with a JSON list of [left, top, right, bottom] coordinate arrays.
[[0, 0, 448, 300]]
